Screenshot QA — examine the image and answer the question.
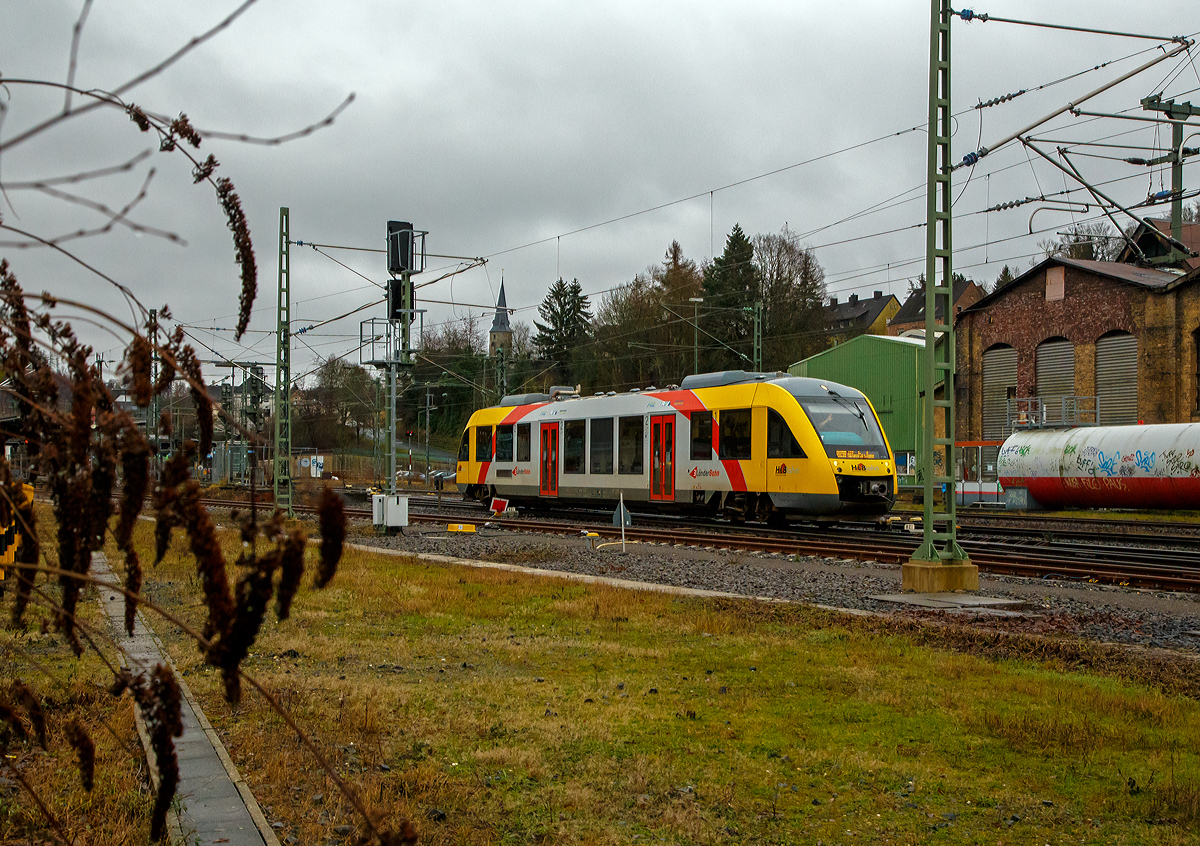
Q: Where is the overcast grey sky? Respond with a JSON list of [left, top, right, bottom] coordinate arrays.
[[2, 1, 1198, 387]]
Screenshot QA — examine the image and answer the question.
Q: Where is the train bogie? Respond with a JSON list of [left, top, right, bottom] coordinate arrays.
[[455, 371, 897, 520]]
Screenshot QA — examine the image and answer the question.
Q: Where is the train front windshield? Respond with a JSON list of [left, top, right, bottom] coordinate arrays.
[[799, 396, 889, 459]]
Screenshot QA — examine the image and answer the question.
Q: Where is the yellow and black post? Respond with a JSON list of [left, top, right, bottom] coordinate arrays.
[[0, 484, 35, 584]]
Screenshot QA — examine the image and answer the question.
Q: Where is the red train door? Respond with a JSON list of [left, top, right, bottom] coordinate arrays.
[[650, 414, 675, 501], [539, 422, 558, 497]]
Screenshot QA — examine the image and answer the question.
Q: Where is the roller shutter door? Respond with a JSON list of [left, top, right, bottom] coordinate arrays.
[[1096, 333, 1137, 425], [1036, 339, 1075, 425], [982, 346, 1017, 439]]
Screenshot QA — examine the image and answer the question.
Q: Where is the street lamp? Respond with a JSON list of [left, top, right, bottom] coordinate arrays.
[[688, 297, 704, 375]]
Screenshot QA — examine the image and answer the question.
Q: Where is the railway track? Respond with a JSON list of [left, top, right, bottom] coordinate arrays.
[[194, 496, 1200, 593]]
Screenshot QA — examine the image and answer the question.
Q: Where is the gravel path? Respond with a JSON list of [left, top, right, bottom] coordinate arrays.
[[354, 523, 1200, 653]]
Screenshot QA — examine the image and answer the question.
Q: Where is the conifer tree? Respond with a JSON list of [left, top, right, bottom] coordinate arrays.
[[701, 224, 758, 371], [533, 278, 591, 382]]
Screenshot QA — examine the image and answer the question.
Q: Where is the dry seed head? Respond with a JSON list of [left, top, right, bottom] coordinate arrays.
[[65, 720, 95, 791]]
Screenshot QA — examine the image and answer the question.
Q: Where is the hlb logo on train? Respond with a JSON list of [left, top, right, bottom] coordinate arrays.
[[688, 467, 720, 478], [774, 463, 801, 475]]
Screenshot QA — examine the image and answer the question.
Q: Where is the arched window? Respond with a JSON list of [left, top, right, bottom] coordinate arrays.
[[982, 344, 1017, 439], [1096, 330, 1138, 425], [1193, 327, 1200, 413], [1035, 337, 1075, 425]]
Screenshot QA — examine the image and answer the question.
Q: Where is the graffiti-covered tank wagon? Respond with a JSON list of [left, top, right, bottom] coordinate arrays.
[[997, 424, 1200, 510]]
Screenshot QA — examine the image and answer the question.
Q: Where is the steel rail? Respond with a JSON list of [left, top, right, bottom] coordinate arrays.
[[192, 497, 1200, 592]]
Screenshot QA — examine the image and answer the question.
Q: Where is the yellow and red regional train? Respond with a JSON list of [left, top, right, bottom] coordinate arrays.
[[456, 370, 896, 521]]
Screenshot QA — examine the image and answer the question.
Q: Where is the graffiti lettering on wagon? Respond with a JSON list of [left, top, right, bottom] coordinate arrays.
[[1095, 451, 1118, 477], [1075, 445, 1099, 475], [1159, 448, 1196, 477], [1134, 450, 1156, 472]]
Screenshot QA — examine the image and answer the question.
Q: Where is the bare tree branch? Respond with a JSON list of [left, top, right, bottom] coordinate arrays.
[[0, 757, 71, 843], [63, 0, 95, 113], [148, 92, 357, 146], [0, 168, 185, 248], [0, 0, 260, 153], [0, 223, 143, 324], [3, 149, 152, 189]]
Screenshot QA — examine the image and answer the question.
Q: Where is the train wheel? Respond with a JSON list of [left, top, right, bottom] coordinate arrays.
[[754, 495, 776, 525]]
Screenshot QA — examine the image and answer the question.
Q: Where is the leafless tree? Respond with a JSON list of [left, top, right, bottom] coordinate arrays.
[[752, 226, 828, 367]]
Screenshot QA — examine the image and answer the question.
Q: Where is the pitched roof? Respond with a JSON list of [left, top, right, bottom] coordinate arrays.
[[1055, 257, 1184, 288], [891, 277, 977, 325], [823, 292, 896, 329], [962, 255, 1184, 315], [490, 281, 511, 334]]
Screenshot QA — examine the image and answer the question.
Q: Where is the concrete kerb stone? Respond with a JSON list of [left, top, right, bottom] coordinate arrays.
[[93, 552, 280, 846], [347, 543, 891, 620], [345, 542, 783, 604]]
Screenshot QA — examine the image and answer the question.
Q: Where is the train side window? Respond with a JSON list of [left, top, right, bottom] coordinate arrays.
[[516, 423, 532, 462], [718, 409, 752, 460], [590, 417, 614, 474], [458, 430, 470, 461], [690, 410, 713, 460], [475, 425, 493, 462], [618, 416, 644, 474], [563, 419, 586, 473], [495, 424, 514, 462], [767, 409, 806, 459]]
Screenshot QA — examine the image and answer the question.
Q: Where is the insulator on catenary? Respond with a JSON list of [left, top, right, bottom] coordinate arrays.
[[984, 196, 1043, 212], [1148, 190, 1177, 203], [961, 150, 982, 167], [957, 9, 989, 22], [976, 90, 1025, 109], [1127, 149, 1196, 166]]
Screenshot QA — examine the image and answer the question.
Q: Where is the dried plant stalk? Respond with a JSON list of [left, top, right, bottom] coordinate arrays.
[[65, 719, 95, 791], [315, 486, 346, 589], [133, 665, 183, 842]]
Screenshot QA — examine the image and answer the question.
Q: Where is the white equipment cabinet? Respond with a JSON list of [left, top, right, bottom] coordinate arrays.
[[371, 494, 409, 528]]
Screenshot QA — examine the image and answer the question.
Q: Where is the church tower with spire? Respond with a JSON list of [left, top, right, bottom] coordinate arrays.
[[489, 280, 512, 359]]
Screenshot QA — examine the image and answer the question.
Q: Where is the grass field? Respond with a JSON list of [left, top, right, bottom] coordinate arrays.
[[92, 514, 1195, 846], [0, 507, 154, 845], [3, 502, 1200, 845]]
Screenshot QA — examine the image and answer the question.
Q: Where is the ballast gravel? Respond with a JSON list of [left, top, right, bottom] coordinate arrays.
[[355, 524, 1200, 654]]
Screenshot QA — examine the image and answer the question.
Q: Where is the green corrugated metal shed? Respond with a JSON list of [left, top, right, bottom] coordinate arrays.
[[789, 334, 935, 481]]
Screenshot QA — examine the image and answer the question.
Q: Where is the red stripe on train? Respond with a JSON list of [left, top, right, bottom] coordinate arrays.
[[501, 404, 540, 424], [709, 416, 747, 492]]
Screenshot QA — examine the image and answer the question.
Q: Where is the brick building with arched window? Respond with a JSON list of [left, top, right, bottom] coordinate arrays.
[[955, 256, 1200, 444]]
